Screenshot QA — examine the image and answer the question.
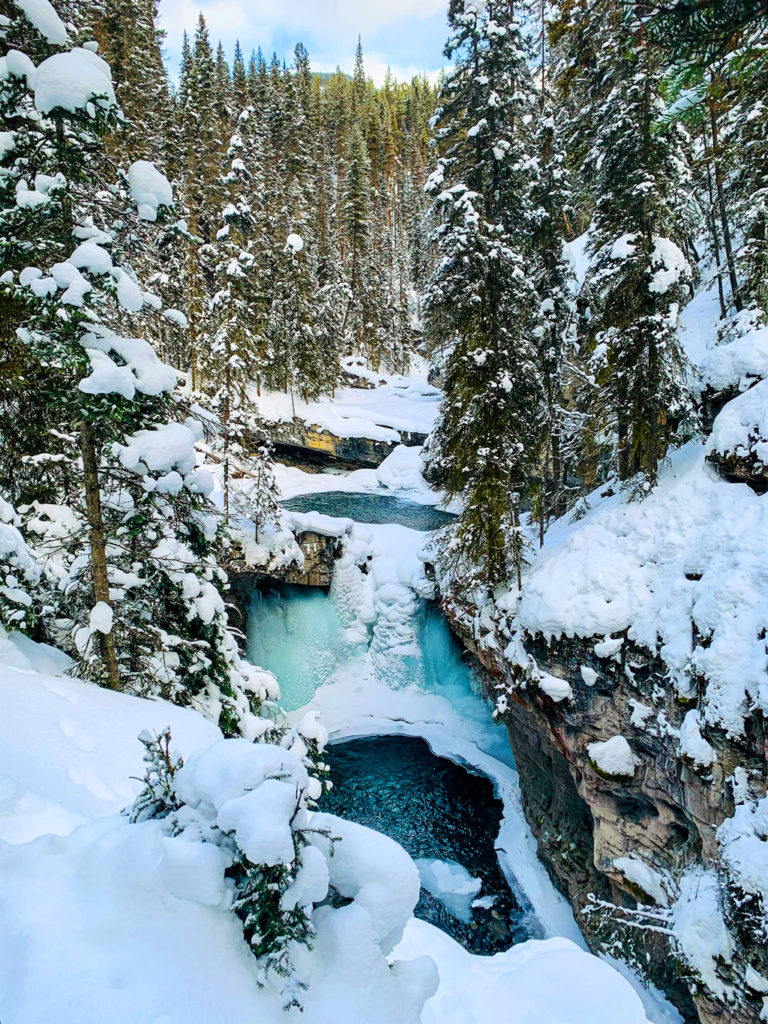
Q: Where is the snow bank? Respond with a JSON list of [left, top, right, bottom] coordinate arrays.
[[0, 708, 438, 1024], [0, 656, 218, 844], [251, 373, 440, 443], [395, 919, 651, 1024], [707, 377, 768, 467], [698, 322, 768, 393], [516, 443, 768, 737]]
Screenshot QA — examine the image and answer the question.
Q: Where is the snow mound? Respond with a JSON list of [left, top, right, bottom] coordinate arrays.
[[516, 443, 768, 737], [127, 160, 173, 222], [587, 735, 637, 777], [707, 377, 768, 467], [395, 918, 651, 1024], [15, 0, 68, 44], [33, 48, 116, 114]]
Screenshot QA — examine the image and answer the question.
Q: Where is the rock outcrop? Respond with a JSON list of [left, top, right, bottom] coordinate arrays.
[[247, 417, 427, 470], [440, 590, 767, 1024]]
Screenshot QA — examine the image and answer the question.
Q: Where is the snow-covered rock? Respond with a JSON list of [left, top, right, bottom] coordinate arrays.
[[587, 736, 637, 778]]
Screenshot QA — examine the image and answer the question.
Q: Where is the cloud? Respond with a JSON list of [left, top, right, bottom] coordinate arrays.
[[158, 0, 448, 84]]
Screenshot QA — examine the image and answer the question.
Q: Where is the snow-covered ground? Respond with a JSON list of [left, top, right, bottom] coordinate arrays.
[[0, 624, 657, 1024], [251, 356, 441, 444]]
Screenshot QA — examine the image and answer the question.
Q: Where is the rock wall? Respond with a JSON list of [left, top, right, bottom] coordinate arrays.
[[247, 418, 426, 470], [440, 591, 767, 1024], [226, 529, 342, 630]]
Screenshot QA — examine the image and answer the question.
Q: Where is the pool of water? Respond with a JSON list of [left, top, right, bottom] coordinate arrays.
[[281, 491, 455, 531], [321, 735, 527, 954]]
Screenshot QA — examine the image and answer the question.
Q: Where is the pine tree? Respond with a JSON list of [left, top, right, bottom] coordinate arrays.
[[579, 5, 697, 486], [0, 1, 264, 736], [424, 0, 544, 589]]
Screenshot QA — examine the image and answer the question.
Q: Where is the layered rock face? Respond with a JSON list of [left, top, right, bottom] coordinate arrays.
[[441, 591, 767, 1024], [247, 418, 427, 470]]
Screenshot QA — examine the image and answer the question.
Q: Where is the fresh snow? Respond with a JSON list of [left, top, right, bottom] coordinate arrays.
[[33, 48, 116, 114], [587, 735, 637, 777], [394, 919, 651, 1024], [251, 372, 440, 443], [515, 443, 768, 737], [14, 0, 68, 44], [127, 160, 173, 222]]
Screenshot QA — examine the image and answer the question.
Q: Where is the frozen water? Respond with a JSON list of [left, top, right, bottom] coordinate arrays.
[[246, 584, 350, 711], [415, 859, 482, 924]]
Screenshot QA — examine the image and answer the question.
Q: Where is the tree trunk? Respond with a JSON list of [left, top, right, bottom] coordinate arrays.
[[79, 420, 120, 690], [708, 101, 742, 312]]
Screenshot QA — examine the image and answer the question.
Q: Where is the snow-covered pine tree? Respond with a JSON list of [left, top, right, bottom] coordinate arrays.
[[204, 109, 279, 535], [579, 4, 697, 486], [0, 0, 269, 737], [528, 64, 576, 531], [423, 0, 544, 589], [94, 0, 172, 167]]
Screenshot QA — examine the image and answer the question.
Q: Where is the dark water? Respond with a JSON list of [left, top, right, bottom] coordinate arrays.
[[281, 491, 455, 531], [321, 734, 529, 954]]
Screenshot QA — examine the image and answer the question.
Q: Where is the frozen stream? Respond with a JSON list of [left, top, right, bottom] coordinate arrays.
[[246, 494, 582, 951]]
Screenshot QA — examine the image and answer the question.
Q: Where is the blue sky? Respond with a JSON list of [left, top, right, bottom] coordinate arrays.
[[158, 0, 449, 84]]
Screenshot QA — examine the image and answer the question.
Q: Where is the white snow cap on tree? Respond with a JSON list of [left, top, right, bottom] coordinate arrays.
[[33, 49, 116, 114], [14, 0, 68, 44], [127, 161, 173, 222], [285, 232, 304, 254]]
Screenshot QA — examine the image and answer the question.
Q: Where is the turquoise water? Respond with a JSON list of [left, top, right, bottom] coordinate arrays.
[[281, 491, 455, 531], [322, 735, 526, 953], [246, 583, 348, 711]]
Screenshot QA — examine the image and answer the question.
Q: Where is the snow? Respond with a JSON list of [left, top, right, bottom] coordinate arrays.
[[89, 600, 113, 635], [613, 856, 671, 906], [218, 780, 299, 865], [274, 444, 443, 507], [700, 325, 768, 391], [678, 710, 716, 769], [515, 442, 768, 737], [0, 651, 218, 845], [15, 0, 68, 44], [127, 160, 173, 222], [33, 48, 116, 114], [285, 509, 354, 538], [648, 237, 690, 295], [707, 376, 768, 466], [537, 671, 573, 703], [79, 326, 177, 398], [285, 232, 304, 253], [251, 371, 440, 444], [718, 795, 768, 927], [415, 858, 482, 922], [394, 919, 651, 1024], [671, 870, 734, 1001], [611, 232, 638, 260], [587, 735, 637, 777], [115, 422, 197, 478]]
